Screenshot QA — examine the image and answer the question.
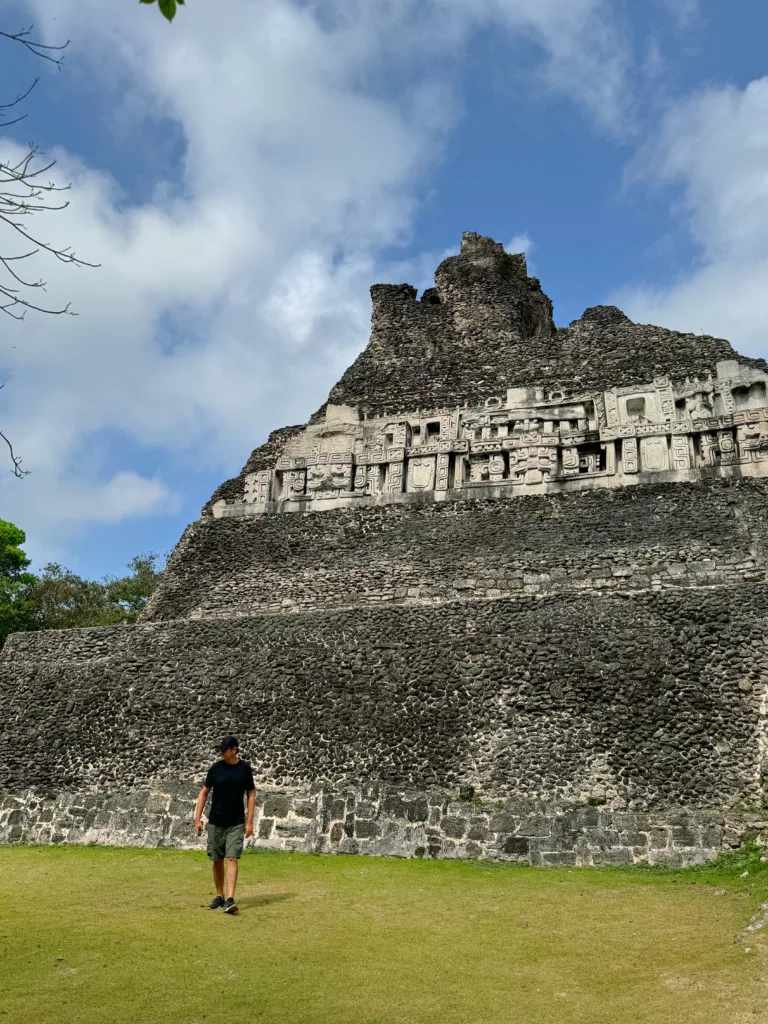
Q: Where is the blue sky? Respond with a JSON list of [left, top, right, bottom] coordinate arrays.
[[1, 0, 768, 579]]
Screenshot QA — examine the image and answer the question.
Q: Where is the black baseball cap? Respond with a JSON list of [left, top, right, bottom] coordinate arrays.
[[218, 735, 239, 752]]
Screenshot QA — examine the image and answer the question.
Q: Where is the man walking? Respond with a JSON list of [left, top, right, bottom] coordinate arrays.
[[194, 735, 255, 913]]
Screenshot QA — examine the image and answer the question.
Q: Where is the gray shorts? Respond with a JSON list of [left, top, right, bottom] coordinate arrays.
[[207, 823, 245, 860]]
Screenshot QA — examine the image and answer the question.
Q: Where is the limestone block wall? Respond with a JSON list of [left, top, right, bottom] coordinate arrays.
[[146, 479, 768, 622], [3, 783, 766, 868], [1, 583, 766, 864]]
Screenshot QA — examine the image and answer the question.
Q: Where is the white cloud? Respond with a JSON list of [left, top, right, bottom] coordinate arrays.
[[0, 0, 636, 563], [657, 0, 700, 30], [507, 233, 534, 255], [468, 0, 632, 128], [616, 78, 768, 358]]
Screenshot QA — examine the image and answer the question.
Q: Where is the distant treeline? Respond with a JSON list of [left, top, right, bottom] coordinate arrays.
[[0, 519, 163, 648]]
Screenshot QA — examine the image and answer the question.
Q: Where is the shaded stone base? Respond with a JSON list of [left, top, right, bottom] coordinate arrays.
[[2, 784, 765, 868]]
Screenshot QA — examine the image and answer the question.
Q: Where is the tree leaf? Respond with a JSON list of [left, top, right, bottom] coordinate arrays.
[[158, 0, 178, 20]]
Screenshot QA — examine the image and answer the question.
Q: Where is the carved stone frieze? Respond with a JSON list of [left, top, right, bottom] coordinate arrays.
[[408, 456, 436, 492], [640, 436, 669, 473], [622, 437, 639, 474], [281, 469, 306, 499], [213, 359, 768, 517], [244, 470, 272, 506], [671, 435, 691, 471], [700, 432, 719, 468]]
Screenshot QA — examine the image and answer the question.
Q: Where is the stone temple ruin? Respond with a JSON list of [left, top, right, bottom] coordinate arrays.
[[2, 232, 768, 865]]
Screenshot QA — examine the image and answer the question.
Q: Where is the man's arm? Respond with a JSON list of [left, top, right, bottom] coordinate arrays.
[[194, 785, 211, 835], [245, 789, 255, 838]]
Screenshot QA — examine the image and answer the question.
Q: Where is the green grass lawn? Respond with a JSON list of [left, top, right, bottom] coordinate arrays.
[[0, 845, 766, 1024]]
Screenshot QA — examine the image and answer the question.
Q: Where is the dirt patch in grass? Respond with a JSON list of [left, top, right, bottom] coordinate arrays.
[[0, 844, 766, 1024]]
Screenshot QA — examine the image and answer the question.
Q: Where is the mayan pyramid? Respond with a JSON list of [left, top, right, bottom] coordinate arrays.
[[2, 232, 767, 865]]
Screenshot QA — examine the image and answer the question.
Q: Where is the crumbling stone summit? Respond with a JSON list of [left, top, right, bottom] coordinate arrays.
[[2, 233, 767, 866]]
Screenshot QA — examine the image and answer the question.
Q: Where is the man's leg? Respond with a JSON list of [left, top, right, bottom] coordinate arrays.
[[222, 826, 245, 912], [206, 825, 226, 909], [225, 857, 238, 899], [213, 858, 225, 898]]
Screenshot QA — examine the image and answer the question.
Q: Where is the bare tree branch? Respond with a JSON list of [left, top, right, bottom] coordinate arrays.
[[0, 26, 69, 66], [0, 388, 28, 476], [0, 428, 29, 477], [0, 25, 98, 475], [0, 36, 100, 322], [0, 79, 39, 129]]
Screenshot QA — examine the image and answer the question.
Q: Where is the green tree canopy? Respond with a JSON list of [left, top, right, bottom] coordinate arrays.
[[26, 553, 164, 632], [0, 519, 31, 576], [26, 563, 122, 630], [0, 534, 164, 647], [104, 553, 163, 620], [0, 519, 37, 646]]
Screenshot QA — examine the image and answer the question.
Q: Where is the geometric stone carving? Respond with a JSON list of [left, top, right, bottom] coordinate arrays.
[[435, 452, 451, 491], [622, 437, 639, 474], [281, 469, 306, 499], [671, 435, 691, 471], [604, 391, 619, 427], [489, 454, 505, 482], [213, 352, 768, 518], [654, 376, 675, 420], [244, 470, 272, 505], [387, 460, 405, 494], [700, 433, 719, 468], [718, 429, 738, 466], [366, 464, 384, 496], [562, 447, 579, 476], [408, 456, 436, 492], [639, 436, 668, 473], [469, 455, 492, 484], [508, 445, 557, 484]]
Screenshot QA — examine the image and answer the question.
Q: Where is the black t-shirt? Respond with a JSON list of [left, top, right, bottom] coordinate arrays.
[[204, 759, 255, 827]]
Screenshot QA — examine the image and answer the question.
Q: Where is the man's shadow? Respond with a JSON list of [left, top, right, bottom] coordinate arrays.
[[236, 892, 296, 909]]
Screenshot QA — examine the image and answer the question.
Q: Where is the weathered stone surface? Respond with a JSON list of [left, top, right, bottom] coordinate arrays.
[[26, 780, 731, 866], [1, 232, 767, 866], [201, 233, 768, 521], [144, 479, 768, 622]]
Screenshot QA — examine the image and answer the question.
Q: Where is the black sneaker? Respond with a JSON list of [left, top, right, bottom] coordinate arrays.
[[223, 897, 238, 914], [208, 895, 225, 910]]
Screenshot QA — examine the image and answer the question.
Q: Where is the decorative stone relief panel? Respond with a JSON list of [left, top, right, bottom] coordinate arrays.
[[387, 460, 405, 494], [622, 438, 639, 474], [562, 448, 579, 476], [737, 421, 768, 463], [653, 376, 675, 420], [212, 359, 768, 518], [639, 436, 668, 473], [508, 445, 557, 484], [671, 435, 691, 471], [244, 470, 272, 506], [718, 429, 738, 466], [408, 456, 436, 492], [700, 433, 719, 468], [604, 392, 619, 427], [281, 469, 307, 499], [307, 461, 353, 497], [686, 392, 714, 419], [435, 452, 451, 491]]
